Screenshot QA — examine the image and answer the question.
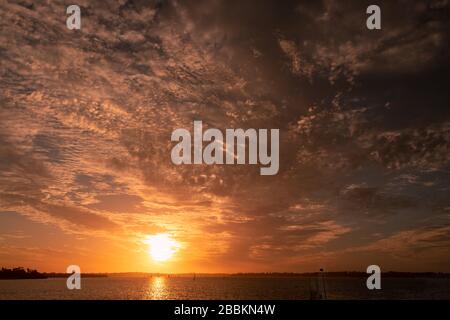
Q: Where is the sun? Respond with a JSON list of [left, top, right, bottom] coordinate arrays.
[[145, 233, 180, 262]]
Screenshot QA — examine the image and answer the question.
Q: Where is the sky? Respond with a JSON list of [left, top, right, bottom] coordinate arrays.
[[0, 0, 449, 273]]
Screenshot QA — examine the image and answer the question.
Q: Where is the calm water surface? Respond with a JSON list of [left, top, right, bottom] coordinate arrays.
[[1, 276, 449, 300]]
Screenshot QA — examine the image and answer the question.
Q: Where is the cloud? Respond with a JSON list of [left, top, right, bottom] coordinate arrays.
[[0, 0, 449, 272], [349, 224, 450, 267]]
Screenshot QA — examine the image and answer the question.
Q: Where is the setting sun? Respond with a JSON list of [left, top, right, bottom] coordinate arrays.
[[145, 234, 180, 262]]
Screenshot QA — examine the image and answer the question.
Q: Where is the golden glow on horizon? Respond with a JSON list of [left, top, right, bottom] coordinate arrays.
[[145, 234, 180, 262]]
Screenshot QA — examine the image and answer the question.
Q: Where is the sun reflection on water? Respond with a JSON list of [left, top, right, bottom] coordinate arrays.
[[146, 276, 167, 299]]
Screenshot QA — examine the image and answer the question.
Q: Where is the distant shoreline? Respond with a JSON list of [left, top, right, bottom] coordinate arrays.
[[0, 267, 107, 280], [0, 274, 108, 280], [109, 271, 450, 278], [2, 267, 450, 280]]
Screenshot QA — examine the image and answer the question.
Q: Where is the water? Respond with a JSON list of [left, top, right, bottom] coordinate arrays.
[[1, 276, 449, 300]]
